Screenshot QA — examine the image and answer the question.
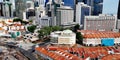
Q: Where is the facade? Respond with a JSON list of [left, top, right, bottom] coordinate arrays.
[[35, 5, 46, 26], [15, 0, 26, 19], [93, 0, 103, 15], [76, 2, 91, 28], [15, 0, 33, 19], [80, 30, 120, 46], [0, 0, 15, 17], [50, 30, 76, 45], [81, 0, 103, 15], [56, 6, 74, 26], [40, 16, 52, 28], [54, 0, 63, 4], [63, 0, 75, 8], [34, 0, 46, 6], [84, 14, 117, 31], [117, 20, 120, 30], [118, 0, 120, 19]]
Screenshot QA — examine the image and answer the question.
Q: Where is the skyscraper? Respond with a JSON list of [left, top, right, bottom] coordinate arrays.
[[84, 0, 103, 15], [117, 0, 120, 19], [56, 6, 74, 26], [15, 0, 33, 19], [76, 2, 91, 29], [63, 0, 75, 8]]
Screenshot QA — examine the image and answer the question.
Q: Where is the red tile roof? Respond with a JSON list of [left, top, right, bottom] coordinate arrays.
[[102, 54, 120, 60], [35, 46, 120, 60]]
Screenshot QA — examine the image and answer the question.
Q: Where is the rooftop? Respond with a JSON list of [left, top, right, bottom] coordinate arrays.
[[78, 30, 120, 38], [35, 46, 120, 60]]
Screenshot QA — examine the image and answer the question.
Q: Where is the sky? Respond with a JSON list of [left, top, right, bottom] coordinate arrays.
[[102, 0, 119, 14], [0, 0, 3, 2]]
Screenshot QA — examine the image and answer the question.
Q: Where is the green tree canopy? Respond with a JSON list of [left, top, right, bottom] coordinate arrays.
[[13, 18, 23, 23], [13, 18, 29, 25], [74, 24, 80, 32], [38, 26, 62, 39], [76, 32, 83, 44], [52, 26, 62, 31], [27, 25, 36, 33]]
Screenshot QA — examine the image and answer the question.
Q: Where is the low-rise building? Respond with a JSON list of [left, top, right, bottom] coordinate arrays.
[[0, 18, 26, 38], [79, 30, 120, 46], [23, 33, 39, 42], [50, 30, 76, 45]]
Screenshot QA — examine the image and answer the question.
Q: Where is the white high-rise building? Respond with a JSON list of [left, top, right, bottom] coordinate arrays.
[[26, 1, 34, 10], [76, 2, 91, 28], [56, 6, 74, 26]]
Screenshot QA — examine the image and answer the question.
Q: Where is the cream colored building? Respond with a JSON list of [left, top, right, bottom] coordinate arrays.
[[50, 30, 76, 45]]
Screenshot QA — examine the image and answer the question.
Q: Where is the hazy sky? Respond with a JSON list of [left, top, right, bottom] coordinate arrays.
[[0, 0, 2, 2], [102, 0, 119, 14]]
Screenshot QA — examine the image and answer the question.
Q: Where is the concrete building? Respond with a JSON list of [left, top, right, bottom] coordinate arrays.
[[40, 16, 52, 28], [50, 30, 76, 45], [76, 2, 91, 28], [56, 6, 74, 26], [79, 30, 120, 46], [15, 0, 33, 19], [0, 18, 26, 38], [84, 14, 117, 31], [35, 5, 46, 26], [102, 0, 120, 30], [34, 0, 46, 6], [0, 0, 15, 17]]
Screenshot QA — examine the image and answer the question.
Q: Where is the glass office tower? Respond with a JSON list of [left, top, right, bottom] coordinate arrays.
[[63, 0, 75, 8], [117, 0, 120, 19]]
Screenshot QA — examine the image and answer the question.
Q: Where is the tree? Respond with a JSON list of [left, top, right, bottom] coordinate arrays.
[[38, 26, 62, 40], [74, 24, 80, 32], [22, 21, 29, 25], [13, 18, 29, 25], [29, 20, 33, 24], [27, 25, 36, 33], [76, 32, 83, 44], [38, 29, 47, 40], [52, 26, 62, 31], [43, 26, 52, 35], [13, 18, 23, 23]]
